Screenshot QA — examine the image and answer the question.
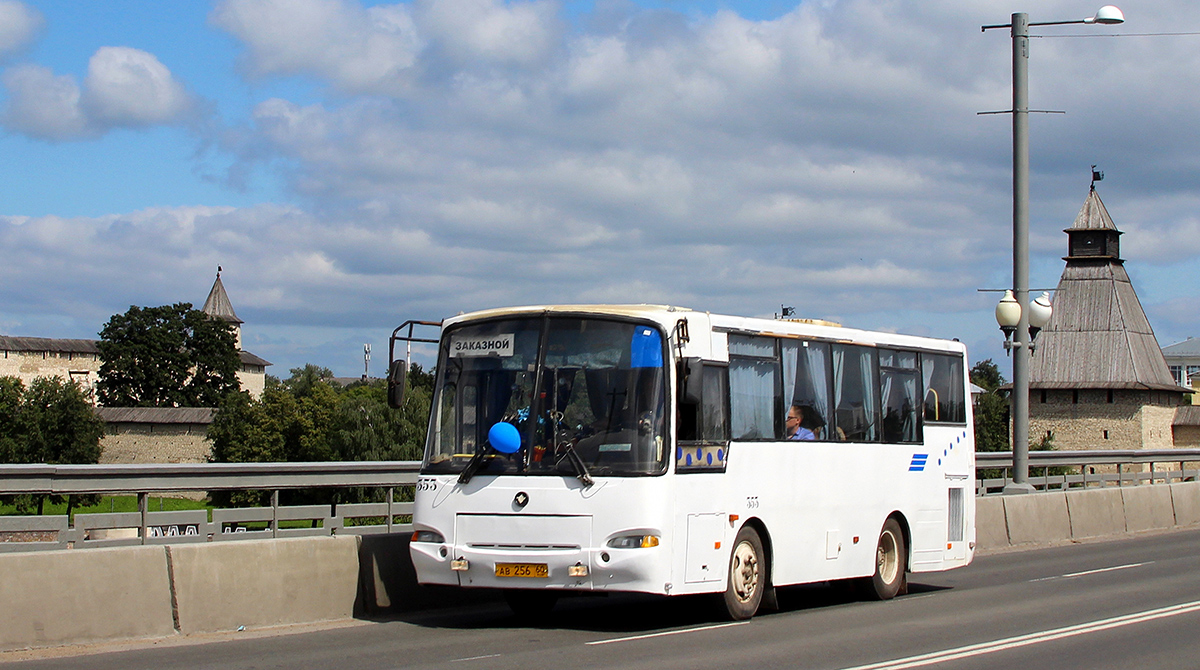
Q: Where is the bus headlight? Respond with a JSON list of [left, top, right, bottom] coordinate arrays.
[[411, 530, 445, 543], [607, 534, 660, 549]]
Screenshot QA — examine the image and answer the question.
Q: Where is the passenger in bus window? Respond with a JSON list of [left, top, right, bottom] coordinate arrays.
[[785, 405, 816, 441]]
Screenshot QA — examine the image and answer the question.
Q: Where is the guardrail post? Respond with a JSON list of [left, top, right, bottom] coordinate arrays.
[[138, 492, 148, 544], [387, 487, 394, 534], [270, 490, 280, 537]]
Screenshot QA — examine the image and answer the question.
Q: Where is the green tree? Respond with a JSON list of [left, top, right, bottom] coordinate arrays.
[[332, 377, 430, 462], [0, 377, 26, 462], [971, 359, 1010, 453], [282, 364, 334, 399], [0, 376, 104, 514], [97, 303, 240, 407], [209, 363, 434, 507]]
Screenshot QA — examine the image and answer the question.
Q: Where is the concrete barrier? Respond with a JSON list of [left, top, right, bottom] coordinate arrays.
[[1170, 481, 1200, 526], [0, 546, 175, 652], [5, 483, 1200, 653], [1066, 487, 1126, 539], [974, 495, 1008, 550], [169, 536, 360, 635], [1121, 485, 1176, 532], [1002, 491, 1070, 546]]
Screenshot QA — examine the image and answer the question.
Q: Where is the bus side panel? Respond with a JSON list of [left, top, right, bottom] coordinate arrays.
[[672, 435, 974, 592]]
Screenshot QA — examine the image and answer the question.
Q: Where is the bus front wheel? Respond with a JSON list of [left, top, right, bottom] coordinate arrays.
[[722, 526, 765, 620], [864, 517, 907, 600]]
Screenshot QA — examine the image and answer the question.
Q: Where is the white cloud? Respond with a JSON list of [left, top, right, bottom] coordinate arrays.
[[211, 0, 424, 95], [11, 1, 1200, 373], [1, 47, 195, 140], [0, 64, 91, 140], [0, 0, 41, 59], [82, 47, 192, 126], [415, 0, 559, 67]]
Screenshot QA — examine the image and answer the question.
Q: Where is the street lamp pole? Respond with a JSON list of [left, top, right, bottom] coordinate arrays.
[[984, 7, 1123, 495], [1010, 12, 1034, 494]]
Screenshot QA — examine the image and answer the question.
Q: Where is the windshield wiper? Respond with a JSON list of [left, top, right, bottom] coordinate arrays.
[[458, 448, 490, 484], [558, 443, 594, 488]]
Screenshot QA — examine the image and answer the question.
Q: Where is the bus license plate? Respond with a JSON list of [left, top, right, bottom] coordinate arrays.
[[494, 563, 549, 578]]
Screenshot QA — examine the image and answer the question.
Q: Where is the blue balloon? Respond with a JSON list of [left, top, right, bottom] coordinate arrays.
[[489, 422, 521, 454]]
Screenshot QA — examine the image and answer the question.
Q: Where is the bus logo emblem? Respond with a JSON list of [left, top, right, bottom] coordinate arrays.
[[514, 492, 529, 508], [909, 454, 929, 472]]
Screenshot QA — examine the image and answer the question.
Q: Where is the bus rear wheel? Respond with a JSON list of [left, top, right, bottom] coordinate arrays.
[[864, 518, 906, 600], [722, 526, 765, 620], [504, 590, 559, 619]]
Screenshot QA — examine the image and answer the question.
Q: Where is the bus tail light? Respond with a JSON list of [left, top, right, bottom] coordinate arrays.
[[607, 534, 660, 549], [412, 530, 445, 543], [568, 563, 589, 577], [451, 559, 469, 571]]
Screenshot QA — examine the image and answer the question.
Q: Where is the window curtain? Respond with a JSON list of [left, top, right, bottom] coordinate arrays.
[[730, 360, 775, 440]]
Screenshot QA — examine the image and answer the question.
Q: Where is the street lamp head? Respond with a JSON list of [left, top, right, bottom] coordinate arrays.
[[1028, 291, 1053, 329], [1085, 5, 1124, 25], [996, 289, 1021, 330]]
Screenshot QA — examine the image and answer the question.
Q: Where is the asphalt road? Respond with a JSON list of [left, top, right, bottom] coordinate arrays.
[[5, 528, 1200, 670]]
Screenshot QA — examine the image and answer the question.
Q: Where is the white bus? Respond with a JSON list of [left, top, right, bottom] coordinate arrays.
[[389, 305, 974, 620]]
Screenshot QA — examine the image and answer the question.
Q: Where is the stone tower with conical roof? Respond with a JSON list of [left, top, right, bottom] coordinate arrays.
[[200, 267, 271, 397], [202, 266, 244, 349], [1028, 187, 1188, 450]]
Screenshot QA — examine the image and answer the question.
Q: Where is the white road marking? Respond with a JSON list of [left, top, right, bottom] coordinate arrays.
[[452, 653, 502, 662], [1028, 561, 1148, 582], [837, 600, 1200, 670], [586, 621, 750, 646]]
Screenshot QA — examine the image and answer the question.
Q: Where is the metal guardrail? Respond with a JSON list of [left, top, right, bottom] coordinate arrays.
[[0, 461, 420, 553], [976, 449, 1200, 495], [4, 450, 1200, 551]]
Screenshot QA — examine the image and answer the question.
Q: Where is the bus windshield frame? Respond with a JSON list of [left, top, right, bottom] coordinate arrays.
[[422, 314, 670, 479]]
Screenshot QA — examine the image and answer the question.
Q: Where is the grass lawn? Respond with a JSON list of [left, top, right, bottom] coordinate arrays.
[[0, 495, 211, 517]]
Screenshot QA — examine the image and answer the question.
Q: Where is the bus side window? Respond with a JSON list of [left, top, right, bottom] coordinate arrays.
[[922, 353, 967, 423], [700, 364, 729, 442], [879, 349, 921, 444], [677, 362, 729, 443], [832, 344, 880, 442], [782, 340, 831, 440], [677, 361, 699, 441], [729, 335, 777, 441]]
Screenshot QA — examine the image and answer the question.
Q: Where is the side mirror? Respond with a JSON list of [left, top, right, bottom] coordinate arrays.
[[387, 359, 408, 409], [680, 357, 703, 405]]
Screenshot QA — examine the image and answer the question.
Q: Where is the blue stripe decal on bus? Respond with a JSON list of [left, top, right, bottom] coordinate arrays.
[[909, 453, 929, 472]]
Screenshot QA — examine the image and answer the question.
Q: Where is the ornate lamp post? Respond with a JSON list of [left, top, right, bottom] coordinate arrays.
[[984, 7, 1123, 494]]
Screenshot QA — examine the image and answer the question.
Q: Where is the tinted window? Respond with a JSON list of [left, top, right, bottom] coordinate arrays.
[[880, 348, 921, 443], [782, 339, 831, 440], [832, 344, 879, 442], [729, 335, 778, 440], [922, 353, 966, 423]]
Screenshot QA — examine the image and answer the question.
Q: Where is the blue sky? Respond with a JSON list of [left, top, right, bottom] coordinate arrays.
[[3, 0, 1200, 380]]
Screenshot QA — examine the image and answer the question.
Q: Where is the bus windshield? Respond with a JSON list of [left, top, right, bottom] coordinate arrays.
[[424, 316, 668, 478]]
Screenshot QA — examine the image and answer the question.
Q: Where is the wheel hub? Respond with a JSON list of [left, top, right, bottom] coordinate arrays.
[[731, 541, 759, 602]]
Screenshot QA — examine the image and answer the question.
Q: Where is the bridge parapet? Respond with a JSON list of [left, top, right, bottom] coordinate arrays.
[[0, 461, 419, 552]]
